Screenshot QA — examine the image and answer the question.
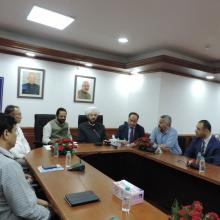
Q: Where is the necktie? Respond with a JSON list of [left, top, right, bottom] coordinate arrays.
[[201, 140, 205, 155], [129, 128, 134, 144]]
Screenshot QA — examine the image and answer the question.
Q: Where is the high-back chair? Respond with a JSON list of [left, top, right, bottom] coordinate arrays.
[[34, 114, 55, 147]]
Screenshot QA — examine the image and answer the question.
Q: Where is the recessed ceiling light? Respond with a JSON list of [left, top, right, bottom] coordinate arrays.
[[85, 63, 93, 67], [118, 38, 128, 43], [27, 6, 74, 30], [206, 75, 215, 80], [25, 52, 36, 57]]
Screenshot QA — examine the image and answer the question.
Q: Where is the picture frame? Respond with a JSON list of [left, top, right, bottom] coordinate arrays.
[[0, 77, 4, 112], [17, 67, 45, 99], [74, 75, 96, 103]]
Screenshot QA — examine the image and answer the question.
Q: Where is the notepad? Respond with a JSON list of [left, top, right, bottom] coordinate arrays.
[[64, 191, 100, 207]]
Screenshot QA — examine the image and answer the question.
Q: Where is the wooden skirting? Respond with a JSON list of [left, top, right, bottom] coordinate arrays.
[[22, 127, 117, 149], [22, 127, 194, 150]]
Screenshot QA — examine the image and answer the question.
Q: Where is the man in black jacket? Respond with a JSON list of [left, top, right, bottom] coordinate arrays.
[[77, 107, 107, 143], [116, 112, 145, 143]]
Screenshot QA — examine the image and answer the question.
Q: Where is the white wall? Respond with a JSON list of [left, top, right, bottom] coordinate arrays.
[[0, 53, 130, 128], [128, 73, 161, 132], [1, 52, 220, 134], [159, 73, 220, 134]]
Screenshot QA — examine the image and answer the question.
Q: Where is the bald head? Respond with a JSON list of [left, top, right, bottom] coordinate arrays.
[[27, 73, 36, 84], [81, 81, 90, 93]]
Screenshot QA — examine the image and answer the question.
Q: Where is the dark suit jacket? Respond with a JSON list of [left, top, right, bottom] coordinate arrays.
[[77, 122, 107, 143], [115, 122, 145, 141], [185, 135, 220, 166], [22, 83, 40, 95]]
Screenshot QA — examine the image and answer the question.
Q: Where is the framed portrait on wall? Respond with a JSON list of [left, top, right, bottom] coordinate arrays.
[[74, 75, 96, 103], [0, 77, 4, 112], [17, 67, 45, 99]]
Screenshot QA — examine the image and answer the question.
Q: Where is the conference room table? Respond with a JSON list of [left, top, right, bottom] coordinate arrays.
[[26, 145, 169, 220], [26, 144, 220, 219]]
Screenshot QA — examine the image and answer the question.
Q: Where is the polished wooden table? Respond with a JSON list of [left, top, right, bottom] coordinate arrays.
[[75, 145, 220, 213], [26, 145, 169, 220], [74, 144, 220, 186]]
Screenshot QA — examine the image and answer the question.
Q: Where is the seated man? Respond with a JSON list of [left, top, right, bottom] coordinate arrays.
[[115, 112, 145, 143], [43, 107, 72, 144], [77, 107, 107, 143], [185, 120, 220, 166], [4, 105, 31, 163], [0, 113, 50, 219], [150, 115, 182, 155]]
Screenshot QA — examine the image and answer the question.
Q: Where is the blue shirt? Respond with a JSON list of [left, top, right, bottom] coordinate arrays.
[[150, 127, 182, 155], [0, 147, 50, 219]]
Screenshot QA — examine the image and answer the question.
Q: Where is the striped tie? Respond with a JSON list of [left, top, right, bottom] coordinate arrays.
[[201, 140, 205, 155], [129, 128, 134, 144]]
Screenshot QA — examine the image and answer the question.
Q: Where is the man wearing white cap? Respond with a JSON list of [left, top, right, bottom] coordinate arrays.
[[77, 107, 107, 143]]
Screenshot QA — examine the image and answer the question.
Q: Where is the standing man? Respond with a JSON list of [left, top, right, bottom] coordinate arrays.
[[185, 120, 220, 165], [42, 107, 72, 144], [115, 112, 145, 143], [0, 113, 50, 219], [4, 105, 31, 162], [150, 115, 182, 155], [77, 107, 107, 143]]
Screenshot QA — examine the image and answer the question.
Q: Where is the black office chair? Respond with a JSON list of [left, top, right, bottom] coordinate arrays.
[[34, 114, 55, 148], [178, 136, 186, 154], [78, 115, 103, 127]]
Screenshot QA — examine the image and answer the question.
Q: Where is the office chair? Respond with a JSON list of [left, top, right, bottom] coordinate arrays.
[[78, 115, 103, 127], [178, 136, 186, 154], [34, 114, 55, 148]]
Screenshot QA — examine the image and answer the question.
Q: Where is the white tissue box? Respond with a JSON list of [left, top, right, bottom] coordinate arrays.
[[112, 179, 144, 205]]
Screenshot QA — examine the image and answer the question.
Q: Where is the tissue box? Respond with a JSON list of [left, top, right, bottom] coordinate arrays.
[[112, 180, 144, 205]]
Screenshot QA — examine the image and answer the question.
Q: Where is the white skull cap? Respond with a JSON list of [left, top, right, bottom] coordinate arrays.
[[85, 106, 100, 115]]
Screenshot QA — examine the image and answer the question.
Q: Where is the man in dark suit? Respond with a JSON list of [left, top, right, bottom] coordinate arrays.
[[77, 107, 107, 143], [115, 112, 145, 143], [185, 120, 220, 166]]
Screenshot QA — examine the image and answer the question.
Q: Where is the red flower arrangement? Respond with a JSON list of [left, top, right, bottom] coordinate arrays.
[[50, 138, 77, 155], [171, 200, 220, 220], [133, 134, 154, 152], [134, 134, 152, 147]]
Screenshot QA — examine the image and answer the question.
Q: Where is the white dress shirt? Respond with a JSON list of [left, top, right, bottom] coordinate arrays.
[[10, 125, 31, 159], [202, 134, 212, 154]]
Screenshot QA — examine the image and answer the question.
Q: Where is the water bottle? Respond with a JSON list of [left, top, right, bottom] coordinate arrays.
[[196, 152, 202, 164], [199, 156, 206, 173], [122, 186, 131, 213], [53, 143, 59, 157], [65, 151, 72, 168]]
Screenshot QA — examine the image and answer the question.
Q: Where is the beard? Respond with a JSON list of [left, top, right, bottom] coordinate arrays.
[[89, 118, 96, 124], [58, 119, 65, 124]]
